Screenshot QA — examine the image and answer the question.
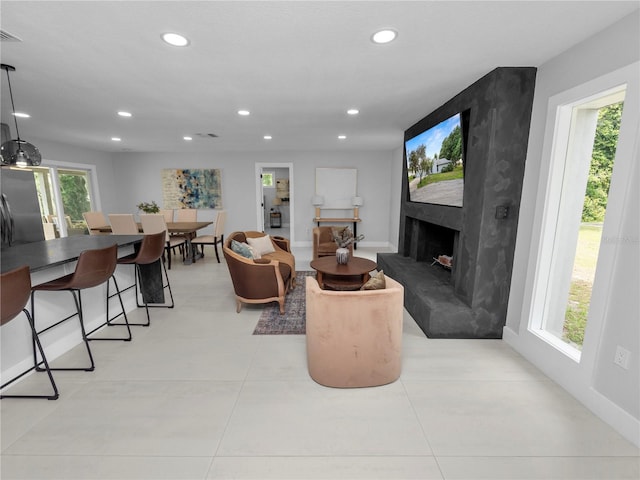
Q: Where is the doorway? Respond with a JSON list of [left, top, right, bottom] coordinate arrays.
[[255, 163, 294, 243]]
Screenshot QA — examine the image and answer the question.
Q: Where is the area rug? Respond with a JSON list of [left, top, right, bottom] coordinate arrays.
[[253, 271, 316, 335]]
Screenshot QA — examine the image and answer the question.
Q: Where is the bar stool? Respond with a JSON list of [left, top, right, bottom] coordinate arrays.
[[31, 244, 128, 372], [110, 230, 174, 327], [1, 266, 59, 400]]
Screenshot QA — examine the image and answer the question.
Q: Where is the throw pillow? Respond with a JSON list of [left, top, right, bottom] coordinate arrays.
[[230, 239, 253, 259], [246, 235, 276, 256], [361, 270, 386, 290]]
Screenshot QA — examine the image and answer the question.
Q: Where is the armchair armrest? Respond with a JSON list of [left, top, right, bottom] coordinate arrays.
[[271, 235, 290, 252]]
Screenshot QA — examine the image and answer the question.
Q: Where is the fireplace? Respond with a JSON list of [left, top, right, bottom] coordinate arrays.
[[378, 67, 536, 338], [405, 218, 459, 283]]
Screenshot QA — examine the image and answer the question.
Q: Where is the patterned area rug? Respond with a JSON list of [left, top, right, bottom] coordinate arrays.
[[253, 271, 316, 335]]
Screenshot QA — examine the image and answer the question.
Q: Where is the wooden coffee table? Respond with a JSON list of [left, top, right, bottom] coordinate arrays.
[[310, 256, 378, 290]]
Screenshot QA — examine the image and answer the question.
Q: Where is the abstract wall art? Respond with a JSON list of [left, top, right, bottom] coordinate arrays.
[[162, 168, 223, 209]]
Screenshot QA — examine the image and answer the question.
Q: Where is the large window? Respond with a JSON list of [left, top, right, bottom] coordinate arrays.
[[32, 163, 99, 237], [530, 85, 627, 360]]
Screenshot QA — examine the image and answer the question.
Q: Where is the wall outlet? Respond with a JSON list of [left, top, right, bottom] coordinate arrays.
[[614, 346, 631, 370]]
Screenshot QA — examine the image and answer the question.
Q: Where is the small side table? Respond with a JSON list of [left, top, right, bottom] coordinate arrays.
[[270, 212, 282, 228]]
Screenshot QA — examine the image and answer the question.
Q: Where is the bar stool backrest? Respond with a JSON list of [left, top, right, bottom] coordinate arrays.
[[134, 231, 166, 265], [1, 265, 31, 325], [68, 244, 118, 290]]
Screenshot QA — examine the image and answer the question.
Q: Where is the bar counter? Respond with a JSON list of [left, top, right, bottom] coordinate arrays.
[[1, 234, 144, 273]]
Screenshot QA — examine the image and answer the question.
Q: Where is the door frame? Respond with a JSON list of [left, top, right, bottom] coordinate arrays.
[[255, 162, 294, 243]]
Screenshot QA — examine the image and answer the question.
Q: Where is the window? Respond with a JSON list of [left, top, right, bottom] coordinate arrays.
[[32, 163, 100, 237], [262, 171, 274, 188], [530, 85, 626, 360]]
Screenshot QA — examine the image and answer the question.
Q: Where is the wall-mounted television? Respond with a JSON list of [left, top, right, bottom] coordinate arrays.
[[405, 112, 467, 207]]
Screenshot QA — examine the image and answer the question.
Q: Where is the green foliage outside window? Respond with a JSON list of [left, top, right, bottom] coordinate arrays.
[[581, 102, 623, 222], [59, 174, 90, 222]]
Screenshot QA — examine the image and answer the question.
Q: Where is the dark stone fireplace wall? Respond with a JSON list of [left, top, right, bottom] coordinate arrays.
[[378, 67, 536, 338]]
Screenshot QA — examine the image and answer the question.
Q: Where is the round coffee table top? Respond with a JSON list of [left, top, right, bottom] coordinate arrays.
[[310, 256, 377, 277]]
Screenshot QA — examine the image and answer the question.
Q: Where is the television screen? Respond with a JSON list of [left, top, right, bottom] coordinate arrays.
[[405, 112, 464, 207]]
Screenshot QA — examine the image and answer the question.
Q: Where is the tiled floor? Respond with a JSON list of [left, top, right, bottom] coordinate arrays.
[[1, 246, 638, 479]]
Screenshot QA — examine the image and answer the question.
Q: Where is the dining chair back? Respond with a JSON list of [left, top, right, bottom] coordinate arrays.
[[159, 209, 174, 223], [174, 209, 197, 222], [108, 214, 139, 234], [1, 266, 59, 400], [83, 211, 109, 235]]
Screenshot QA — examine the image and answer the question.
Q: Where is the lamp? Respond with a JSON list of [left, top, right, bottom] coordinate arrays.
[[1, 64, 41, 167], [352, 196, 363, 219], [312, 195, 324, 219], [272, 197, 282, 213]]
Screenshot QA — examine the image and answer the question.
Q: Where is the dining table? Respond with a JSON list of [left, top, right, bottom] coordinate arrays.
[[96, 221, 213, 265]]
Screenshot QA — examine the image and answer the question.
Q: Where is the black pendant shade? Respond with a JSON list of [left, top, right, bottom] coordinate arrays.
[[1, 64, 42, 167]]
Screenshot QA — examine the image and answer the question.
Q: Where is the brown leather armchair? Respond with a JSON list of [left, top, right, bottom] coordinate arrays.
[[312, 226, 353, 260], [223, 231, 296, 314]]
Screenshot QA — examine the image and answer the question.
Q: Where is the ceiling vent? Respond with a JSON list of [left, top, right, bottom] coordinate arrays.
[[0, 30, 22, 42], [194, 133, 219, 138]]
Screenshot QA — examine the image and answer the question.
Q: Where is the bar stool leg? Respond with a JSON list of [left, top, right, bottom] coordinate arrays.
[[0, 308, 59, 400], [31, 290, 95, 372], [87, 275, 132, 341]]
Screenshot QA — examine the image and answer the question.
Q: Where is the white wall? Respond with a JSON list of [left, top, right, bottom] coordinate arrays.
[[110, 150, 396, 247], [32, 136, 120, 215], [505, 11, 640, 446]]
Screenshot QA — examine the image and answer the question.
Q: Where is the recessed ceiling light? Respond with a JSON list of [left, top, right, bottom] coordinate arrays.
[[117, 111, 132, 117], [161, 32, 190, 47], [238, 110, 250, 116], [111, 137, 121, 142], [264, 135, 272, 140], [347, 109, 359, 115], [183, 136, 193, 141], [338, 135, 347, 140], [12, 112, 30, 118], [371, 29, 397, 44]]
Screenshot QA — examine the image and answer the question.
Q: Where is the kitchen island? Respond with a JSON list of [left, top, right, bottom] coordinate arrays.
[[1, 235, 145, 388]]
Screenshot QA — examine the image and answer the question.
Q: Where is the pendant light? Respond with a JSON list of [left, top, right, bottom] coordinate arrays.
[[1, 64, 41, 167]]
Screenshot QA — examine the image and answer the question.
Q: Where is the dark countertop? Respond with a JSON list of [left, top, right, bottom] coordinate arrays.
[[1, 235, 143, 273]]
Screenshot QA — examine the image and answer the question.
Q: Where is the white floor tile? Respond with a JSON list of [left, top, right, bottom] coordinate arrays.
[[436, 456, 640, 479], [208, 456, 443, 479], [217, 380, 432, 456], [403, 379, 640, 457], [1, 455, 213, 480]]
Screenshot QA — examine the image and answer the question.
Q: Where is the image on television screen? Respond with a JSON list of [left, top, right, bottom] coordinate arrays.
[[405, 112, 464, 207]]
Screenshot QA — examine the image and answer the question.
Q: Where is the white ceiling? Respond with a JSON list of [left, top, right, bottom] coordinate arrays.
[[1, 1, 638, 154]]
